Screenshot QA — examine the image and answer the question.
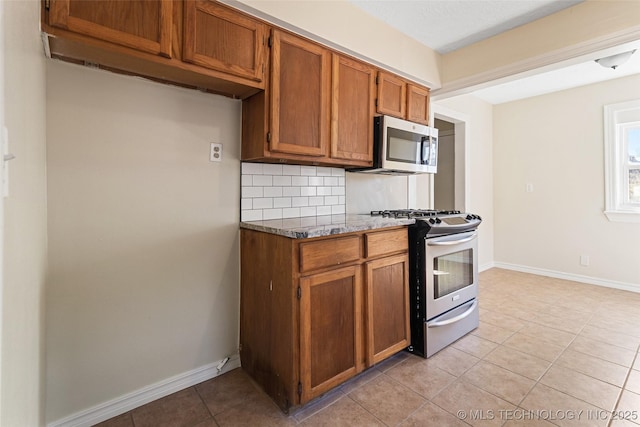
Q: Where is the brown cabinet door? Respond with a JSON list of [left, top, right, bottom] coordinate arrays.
[[48, 0, 172, 58], [269, 30, 331, 157], [300, 265, 362, 402], [376, 71, 406, 119], [407, 84, 430, 125], [183, 1, 267, 82], [330, 55, 375, 165], [365, 254, 410, 365]]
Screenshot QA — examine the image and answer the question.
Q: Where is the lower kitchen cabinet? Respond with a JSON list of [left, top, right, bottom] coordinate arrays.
[[365, 254, 410, 365], [240, 226, 409, 412], [300, 265, 362, 402]]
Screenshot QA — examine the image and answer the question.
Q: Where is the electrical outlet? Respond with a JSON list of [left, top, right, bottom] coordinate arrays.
[[580, 255, 590, 266], [210, 142, 222, 162], [526, 183, 534, 193]]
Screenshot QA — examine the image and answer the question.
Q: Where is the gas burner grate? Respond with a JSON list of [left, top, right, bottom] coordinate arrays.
[[371, 209, 461, 219]]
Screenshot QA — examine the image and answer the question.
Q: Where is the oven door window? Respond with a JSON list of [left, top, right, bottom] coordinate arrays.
[[433, 249, 474, 299]]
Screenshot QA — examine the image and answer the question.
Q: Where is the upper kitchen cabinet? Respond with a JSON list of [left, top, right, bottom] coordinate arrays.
[[242, 30, 332, 163], [330, 54, 375, 166], [47, 0, 173, 57], [183, 1, 267, 83], [269, 30, 331, 158], [43, 0, 266, 98], [376, 71, 431, 125], [406, 84, 430, 125], [376, 71, 407, 119], [242, 33, 376, 167]]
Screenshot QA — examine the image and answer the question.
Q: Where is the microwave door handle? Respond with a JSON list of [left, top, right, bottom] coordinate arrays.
[[430, 138, 437, 165], [420, 136, 429, 164]]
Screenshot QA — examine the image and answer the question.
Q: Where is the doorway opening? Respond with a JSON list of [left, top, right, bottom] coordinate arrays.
[[432, 105, 469, 212]]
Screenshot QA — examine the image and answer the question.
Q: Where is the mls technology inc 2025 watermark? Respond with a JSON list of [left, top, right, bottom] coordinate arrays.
[[456, 409, 638, 422]]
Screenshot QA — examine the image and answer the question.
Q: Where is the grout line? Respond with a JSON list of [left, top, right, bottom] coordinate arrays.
[[607, 344, 640, 427], [192, 384, 216, 422], [344, 393, 389, 426], [507, 313, 591, 427], [290, 386, 346, 423], [465, 288, 637, 426]]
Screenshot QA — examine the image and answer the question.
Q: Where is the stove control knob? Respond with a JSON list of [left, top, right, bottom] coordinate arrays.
[[429, 218, 436, 224], [466, 214, 473, 220], [435, 218, 442, 224]]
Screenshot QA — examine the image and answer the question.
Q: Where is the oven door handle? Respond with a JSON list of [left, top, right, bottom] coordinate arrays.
[[427, 232, 477, 246], [427, 300, 478, 328]]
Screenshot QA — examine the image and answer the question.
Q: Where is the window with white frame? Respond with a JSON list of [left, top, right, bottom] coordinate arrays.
[[604, 99, 640, 222]]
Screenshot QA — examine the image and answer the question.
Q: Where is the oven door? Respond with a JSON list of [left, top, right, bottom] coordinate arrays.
[[424, 231, 478, 319]]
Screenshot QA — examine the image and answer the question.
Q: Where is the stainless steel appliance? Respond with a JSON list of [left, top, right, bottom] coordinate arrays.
[[353, 116, 438, 175], [371, 209, 482, 358]]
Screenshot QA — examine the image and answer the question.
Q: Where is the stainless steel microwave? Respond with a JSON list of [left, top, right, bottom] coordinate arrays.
[[352, 115, 438, 175]]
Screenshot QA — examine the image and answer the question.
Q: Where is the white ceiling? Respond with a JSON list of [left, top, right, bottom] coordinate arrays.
[[473, 42, 640, 104], [348, 0, 640, 104], [348, 0, 583, 54]]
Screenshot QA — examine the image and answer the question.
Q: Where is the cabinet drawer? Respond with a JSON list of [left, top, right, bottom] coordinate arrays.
[[299, 236, 361, 273], [365, 228, 407, 258]]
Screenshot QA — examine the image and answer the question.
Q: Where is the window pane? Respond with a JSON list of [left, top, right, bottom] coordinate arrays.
[[628, 128, 640, 165], [630, 169, 640, 203]]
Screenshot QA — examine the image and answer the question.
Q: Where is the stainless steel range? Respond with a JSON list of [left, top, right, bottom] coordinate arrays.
[[372, 209, 482, 358]]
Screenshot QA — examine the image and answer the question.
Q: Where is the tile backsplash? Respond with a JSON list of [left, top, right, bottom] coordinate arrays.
[[241, 163, 346, 221]]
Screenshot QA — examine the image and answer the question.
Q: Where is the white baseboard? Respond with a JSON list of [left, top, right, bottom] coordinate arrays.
[[479, 262, 496, 273], [48, 354, 241, 427], [492, 262, 640, 294]]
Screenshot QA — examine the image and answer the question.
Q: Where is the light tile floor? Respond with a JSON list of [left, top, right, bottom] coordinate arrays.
[[97, 268, 640, 427]]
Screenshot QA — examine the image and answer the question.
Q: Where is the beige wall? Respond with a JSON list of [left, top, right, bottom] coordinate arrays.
[[45, 61, 241, 422], [230, 0, 441, 88], [493, 73, 640, 289], [433, 96, 495, 269], [2, 0, 48, 426]]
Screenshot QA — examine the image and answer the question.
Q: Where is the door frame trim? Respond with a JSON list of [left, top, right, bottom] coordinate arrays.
[[431, 104, 470, 212]]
